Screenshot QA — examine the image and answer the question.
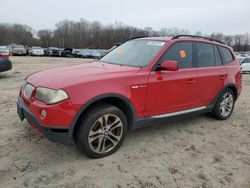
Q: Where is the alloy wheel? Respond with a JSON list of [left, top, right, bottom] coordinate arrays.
[[88, 114, 123, 154], [219, 92, 234, 117]]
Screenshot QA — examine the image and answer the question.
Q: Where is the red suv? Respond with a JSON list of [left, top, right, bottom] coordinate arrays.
[[17, 35, 242, 158]]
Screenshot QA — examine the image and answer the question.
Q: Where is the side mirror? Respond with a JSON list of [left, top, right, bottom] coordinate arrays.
[[160, 61, 179, 71]]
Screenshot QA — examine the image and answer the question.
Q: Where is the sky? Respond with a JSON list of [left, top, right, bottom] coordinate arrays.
[[1, 0, 249, 35]]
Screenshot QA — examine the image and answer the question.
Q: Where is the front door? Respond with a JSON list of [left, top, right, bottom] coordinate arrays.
[[144, 42, 197, 117]]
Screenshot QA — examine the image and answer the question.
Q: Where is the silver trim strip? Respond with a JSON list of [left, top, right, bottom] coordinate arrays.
[[151, 106, 207, 119]]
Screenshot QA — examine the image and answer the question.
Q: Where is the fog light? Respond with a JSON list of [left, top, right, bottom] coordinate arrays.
[[41, 110, 47, 119]]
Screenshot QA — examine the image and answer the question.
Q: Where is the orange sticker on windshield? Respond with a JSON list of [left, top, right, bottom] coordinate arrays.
[[116, 48, 125, 56], [180, 50, 186, 58]]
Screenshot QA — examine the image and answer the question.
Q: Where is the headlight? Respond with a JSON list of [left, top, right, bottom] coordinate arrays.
[[21, 80, 27, 90], [35, 87, 69, 104]]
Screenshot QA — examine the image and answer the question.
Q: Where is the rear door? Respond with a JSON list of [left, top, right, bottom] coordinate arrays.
[[193, 42, 226, 107]]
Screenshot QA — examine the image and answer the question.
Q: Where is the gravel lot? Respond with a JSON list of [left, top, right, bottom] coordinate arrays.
[[0, 56, 249, 188]]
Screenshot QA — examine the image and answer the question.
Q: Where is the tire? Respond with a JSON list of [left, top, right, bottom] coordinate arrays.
[[211, 88, 235, 120], [75, 104, 128, 158]]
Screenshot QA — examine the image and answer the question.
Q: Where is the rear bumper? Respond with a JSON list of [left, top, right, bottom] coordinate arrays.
[[0, 58, 12, 72], [17, 97, 72, 144]]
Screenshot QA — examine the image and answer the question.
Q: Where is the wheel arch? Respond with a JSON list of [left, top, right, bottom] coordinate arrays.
[[212, 83, 238, 106], [69, 93, 137, 141]]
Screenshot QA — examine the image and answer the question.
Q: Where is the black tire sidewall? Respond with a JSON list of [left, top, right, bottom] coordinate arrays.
[[75, 104, 128, 158]]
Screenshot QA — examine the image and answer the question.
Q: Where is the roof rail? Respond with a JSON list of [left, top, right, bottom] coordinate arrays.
[[129, 36, 148, 40], [172, 35, 225, 44]]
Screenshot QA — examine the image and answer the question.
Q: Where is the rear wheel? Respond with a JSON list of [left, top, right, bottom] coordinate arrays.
[[75, 104, 127, 158], [211, 89, 235, 120]]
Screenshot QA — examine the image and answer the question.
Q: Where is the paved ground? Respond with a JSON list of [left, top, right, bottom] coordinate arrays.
[[0, 56, 249, 188]]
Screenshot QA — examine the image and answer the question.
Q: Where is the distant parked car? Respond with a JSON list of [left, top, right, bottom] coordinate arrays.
[[239, 53, 250, 58], [61, 48, 73, 57], [240, 57, 250, 73], [72, 49, 81, 58], [0, 57, 12, 73], [26, 47, 31, 55], [0, 46, 10, 59], [29, 46, 45, 56], [58, 48, 64, 56], [6, 46, 13, 55], [78, 49, 91, 58], [236, 57, 244, 64], [45, 47, 60, 57], [12, 45, 26, 56], [88, 50, 101, 59], [98, 50, 109, 58]]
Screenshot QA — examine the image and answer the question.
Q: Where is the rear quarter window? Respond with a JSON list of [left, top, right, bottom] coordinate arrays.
[[219, 46, 234, 64]]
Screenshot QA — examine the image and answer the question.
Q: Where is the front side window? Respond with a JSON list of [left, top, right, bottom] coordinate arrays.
[[158, 42, 193, 69], [101, 40, 166, 67], [196, 42, 215, 67]]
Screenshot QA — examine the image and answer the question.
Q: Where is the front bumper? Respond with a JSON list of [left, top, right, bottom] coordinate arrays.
[[31, 52, 44, 56], [17, 97, 72, 144], [13, 51, 26, 55]]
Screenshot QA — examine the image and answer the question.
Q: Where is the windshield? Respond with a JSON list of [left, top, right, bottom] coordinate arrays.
[[14, 45, 25, 48], [32, 46, 42, 49], [49, 47, 58, 50], [100, 40, 166, 67]]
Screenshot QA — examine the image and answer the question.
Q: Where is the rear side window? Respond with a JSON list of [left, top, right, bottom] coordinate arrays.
[[159, 42, 193, 69], [219, 46, 234, 64], [214, 45, 223, 66], [196, 42, 215, 67]]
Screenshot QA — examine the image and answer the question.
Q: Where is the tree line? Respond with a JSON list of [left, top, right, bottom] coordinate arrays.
[[0, 19, 249, 51]]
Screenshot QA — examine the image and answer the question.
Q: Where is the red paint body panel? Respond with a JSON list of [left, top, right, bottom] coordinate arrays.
[[194, 66, 226, 106], [19, 37, 242, 131], [0, 53, 9, 59], [145, 69, 197, 116], [20, 92, 81, 127]]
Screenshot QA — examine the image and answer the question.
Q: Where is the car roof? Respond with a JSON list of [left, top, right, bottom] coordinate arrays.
[[133, 35, 228, 47]]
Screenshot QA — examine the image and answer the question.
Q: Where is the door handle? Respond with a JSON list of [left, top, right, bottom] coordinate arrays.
[[187, 78, 196, 84], [219, 75, 226, 80]]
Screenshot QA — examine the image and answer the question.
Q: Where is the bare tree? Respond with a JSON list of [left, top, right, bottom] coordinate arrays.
[[37, 29, 53, 47], [0, 20, 249, 51]]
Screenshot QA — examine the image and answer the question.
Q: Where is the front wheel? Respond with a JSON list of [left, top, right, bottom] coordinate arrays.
[[75, 104, 128, 158], [211, 89, 235, 120]]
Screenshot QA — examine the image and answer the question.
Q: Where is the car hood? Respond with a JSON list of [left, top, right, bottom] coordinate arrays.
[[26, 61, 141, 89]]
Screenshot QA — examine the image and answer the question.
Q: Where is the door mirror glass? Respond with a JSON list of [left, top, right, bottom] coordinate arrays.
[[160, 61, 179, 71]]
